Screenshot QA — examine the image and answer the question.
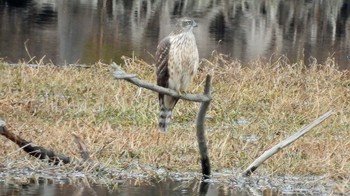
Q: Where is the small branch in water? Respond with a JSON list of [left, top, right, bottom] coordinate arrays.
[[0, 119, 71, 165], [243, 111, 333, 176]]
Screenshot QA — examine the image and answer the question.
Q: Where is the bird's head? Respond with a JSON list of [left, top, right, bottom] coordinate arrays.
[[174, 17, 197, 33]]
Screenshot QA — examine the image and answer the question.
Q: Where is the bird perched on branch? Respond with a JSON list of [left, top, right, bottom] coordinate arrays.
[[155, 17, 199, 132]]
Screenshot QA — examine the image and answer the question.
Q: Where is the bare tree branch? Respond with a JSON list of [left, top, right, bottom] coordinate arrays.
[[112, 63, 211, 102], [243, 110, 333, 176]]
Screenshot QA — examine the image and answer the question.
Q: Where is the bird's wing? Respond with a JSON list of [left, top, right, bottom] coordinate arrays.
[[155, 37, 171, 88]]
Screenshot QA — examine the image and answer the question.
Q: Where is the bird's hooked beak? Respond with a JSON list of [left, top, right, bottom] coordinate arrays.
[[193, 21, 198, 27]]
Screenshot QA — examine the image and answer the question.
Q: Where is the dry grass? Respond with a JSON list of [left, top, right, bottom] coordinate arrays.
[[0, 55, 349, 179]]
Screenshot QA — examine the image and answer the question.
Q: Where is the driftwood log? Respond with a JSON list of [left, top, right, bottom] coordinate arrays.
[[113, 63, 212, 179]]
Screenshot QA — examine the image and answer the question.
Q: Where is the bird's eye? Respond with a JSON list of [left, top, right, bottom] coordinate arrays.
[[183, 21, 191, 26]]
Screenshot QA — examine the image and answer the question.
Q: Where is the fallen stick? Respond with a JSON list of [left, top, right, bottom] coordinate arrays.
[[0, 119, 71, 165], [243, 110, 333, 176], [0, 119, 116, 175]]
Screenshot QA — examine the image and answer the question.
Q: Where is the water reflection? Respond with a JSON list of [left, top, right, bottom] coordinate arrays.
[[0, 179, 281, 196], [0, 0, 349, 68]]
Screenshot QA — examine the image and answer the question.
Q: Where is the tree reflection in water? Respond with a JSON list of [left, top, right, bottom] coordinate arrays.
[[0, 0, 349, 68]]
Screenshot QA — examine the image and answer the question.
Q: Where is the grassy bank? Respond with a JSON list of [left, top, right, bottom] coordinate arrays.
[[0, 55, 349, 179]]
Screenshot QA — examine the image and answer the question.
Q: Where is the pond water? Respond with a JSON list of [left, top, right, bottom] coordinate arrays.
[[0, 0, 350, 69], [0, 167, 331, 196], [0, 179, 292, 196]]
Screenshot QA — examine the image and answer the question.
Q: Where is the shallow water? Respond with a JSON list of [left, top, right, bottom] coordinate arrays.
[[0, 166, 337, 195], [0, 0, 350, 68], [0, 179, 283, 196]]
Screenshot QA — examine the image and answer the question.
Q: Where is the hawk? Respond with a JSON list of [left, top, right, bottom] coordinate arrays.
[[155, 17, 199, 132]]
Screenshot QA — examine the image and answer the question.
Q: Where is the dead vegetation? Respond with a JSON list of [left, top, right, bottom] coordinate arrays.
[[0, 55, 349, 180]]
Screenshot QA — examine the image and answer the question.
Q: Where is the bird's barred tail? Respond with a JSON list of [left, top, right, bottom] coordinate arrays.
[[158, 95, 178, 132], [158, 105, 172, 132]]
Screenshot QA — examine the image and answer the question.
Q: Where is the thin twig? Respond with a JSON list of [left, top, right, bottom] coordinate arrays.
[[243, 110, 333, 176], [24, 39, 32, 60], [73, 133, 92, 161]]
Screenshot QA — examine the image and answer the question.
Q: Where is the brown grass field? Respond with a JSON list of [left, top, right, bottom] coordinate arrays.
[[0, 55, 349, 182]]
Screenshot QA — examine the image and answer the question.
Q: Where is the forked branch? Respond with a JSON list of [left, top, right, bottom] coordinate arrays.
[[113, 63, 212, 179]]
